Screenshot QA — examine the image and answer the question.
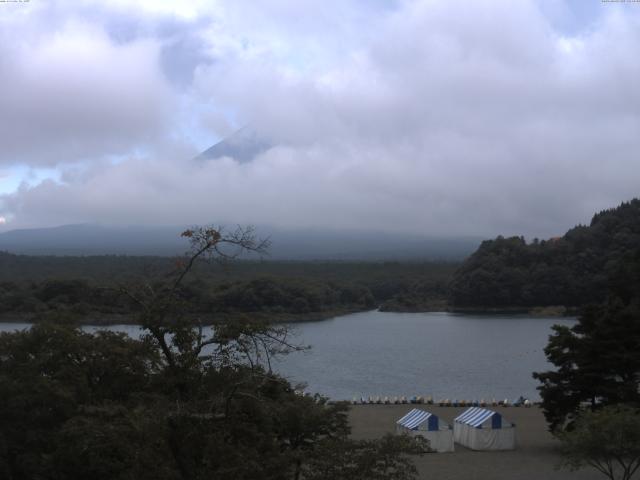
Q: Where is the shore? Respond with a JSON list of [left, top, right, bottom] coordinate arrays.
[[348, 405, 601, 480], [0, 304, 579, 327], [0, 307, 368, 326]]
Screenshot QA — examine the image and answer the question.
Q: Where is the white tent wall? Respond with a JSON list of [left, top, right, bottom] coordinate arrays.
[[453, 423, 515, 451], [411, 429, 455, 453], [453, 407, 516, 451], [395, 409, 454, 453]]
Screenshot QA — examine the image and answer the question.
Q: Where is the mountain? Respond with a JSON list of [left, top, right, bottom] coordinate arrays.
[[195, 126, 272, 163], [0, 129, 482, 260], [449, 199, 640, 309], [0, 225, 187, 256], [0, 223, 481, 260]]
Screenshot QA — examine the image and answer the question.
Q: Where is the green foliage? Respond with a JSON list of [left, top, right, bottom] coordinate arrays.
[[0, 326, 423, 480], [450, 199, 640, 308], [379, 278, 448, 312], [558, 405, 640, 480], [209, 277, 375, 314], [0, 324, 161, 479], [0, 226, 424, 480], [0, 254, 457, 322], [533, 252, 640, 431]]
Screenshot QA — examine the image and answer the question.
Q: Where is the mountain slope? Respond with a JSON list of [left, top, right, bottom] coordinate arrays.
[[0, 224, 482, 261], [194, 126, 272, 163]]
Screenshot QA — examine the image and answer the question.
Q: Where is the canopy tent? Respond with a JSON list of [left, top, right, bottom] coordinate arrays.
[[396, 408, 454, 452], [453, 407, 516, 451]]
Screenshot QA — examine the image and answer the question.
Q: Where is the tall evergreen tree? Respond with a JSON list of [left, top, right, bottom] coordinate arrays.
[[533, 252, 640, 431]]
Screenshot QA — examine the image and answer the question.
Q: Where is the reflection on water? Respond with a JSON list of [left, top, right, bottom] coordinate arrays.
[[0, 311, 574, 401]]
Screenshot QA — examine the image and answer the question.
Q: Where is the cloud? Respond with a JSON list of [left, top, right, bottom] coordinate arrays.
[[0, 15, 174, 166], [1, 0, 640, 238]]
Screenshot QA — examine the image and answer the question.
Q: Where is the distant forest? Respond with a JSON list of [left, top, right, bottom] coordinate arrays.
[[449, 199, 640, 310], [0, 255, 455, 323], [1, 199, 638, 322]]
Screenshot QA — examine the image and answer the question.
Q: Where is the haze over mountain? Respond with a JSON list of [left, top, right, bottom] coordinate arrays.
[[195, 127, 272, 164], [1, 1, 639, 239], [2, 130, 482, 260], [0, 224, 480, 260]]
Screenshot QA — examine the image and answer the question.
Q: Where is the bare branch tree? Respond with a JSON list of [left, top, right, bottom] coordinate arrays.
[[114, 225, 305, 377]]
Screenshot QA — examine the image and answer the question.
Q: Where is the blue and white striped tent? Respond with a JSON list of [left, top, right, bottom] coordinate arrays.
[[453, 407, 515, 450], [454, 407, 504, 429], [396, 409, 454, 452], [397, 409, 439, 431]]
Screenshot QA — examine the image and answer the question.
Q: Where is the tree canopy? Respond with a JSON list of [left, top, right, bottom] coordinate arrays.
[[450, 199, 640, 309], [0, 252, 454, 323], [0, 226, 425, 480], [558, 405, 640, 480], [533, 251, 640, 431]]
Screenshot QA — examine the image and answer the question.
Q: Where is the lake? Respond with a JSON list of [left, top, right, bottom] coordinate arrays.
[[276, 310, 574, 401], [0, 310, 574, 401]]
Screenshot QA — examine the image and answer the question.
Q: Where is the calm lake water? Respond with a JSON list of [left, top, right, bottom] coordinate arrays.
[[0, 310, 574, 401], [277, 311, 575, 401]]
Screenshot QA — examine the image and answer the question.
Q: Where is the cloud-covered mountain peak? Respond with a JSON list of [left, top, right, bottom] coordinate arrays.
[[195, 127, 272, 164]]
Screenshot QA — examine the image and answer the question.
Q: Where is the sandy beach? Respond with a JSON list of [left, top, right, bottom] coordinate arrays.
[[349, 405, 602, 480]]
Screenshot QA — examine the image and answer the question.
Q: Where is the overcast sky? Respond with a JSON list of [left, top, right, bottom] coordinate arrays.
[[0, 0, 638, 238]]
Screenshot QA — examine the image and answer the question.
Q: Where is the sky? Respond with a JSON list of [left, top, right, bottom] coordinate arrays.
[[0, 0, 639, 238]]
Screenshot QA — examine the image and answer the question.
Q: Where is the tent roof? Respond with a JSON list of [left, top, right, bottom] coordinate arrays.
[[397, 409, 436, 429], [454, 407, 499, 427]]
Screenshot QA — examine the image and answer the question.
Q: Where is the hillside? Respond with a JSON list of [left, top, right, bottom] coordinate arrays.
[[449, 199, 640, 310]]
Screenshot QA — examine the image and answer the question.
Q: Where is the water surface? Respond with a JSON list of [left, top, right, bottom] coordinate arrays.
[[276, 311, 574, 401], [0, 311, 573, 401]]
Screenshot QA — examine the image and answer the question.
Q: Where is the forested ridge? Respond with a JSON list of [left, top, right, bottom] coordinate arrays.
[[3, 199, 637, 320], [0, 254, 455, 323], [450, 199, 640, 310]]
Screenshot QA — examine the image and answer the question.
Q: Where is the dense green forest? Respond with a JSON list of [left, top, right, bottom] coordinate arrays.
[[449, 199, 640, 310], [0, 253, 456, 323]]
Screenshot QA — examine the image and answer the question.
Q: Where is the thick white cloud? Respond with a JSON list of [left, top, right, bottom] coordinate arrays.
[[1, 0, 639, 237], [0, 15, 173, 166]]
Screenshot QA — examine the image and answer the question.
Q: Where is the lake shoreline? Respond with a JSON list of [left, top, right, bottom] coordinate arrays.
[[0, 304, 578, 326], [0, 307, 371, 326], [448, 305, 580, 317]]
